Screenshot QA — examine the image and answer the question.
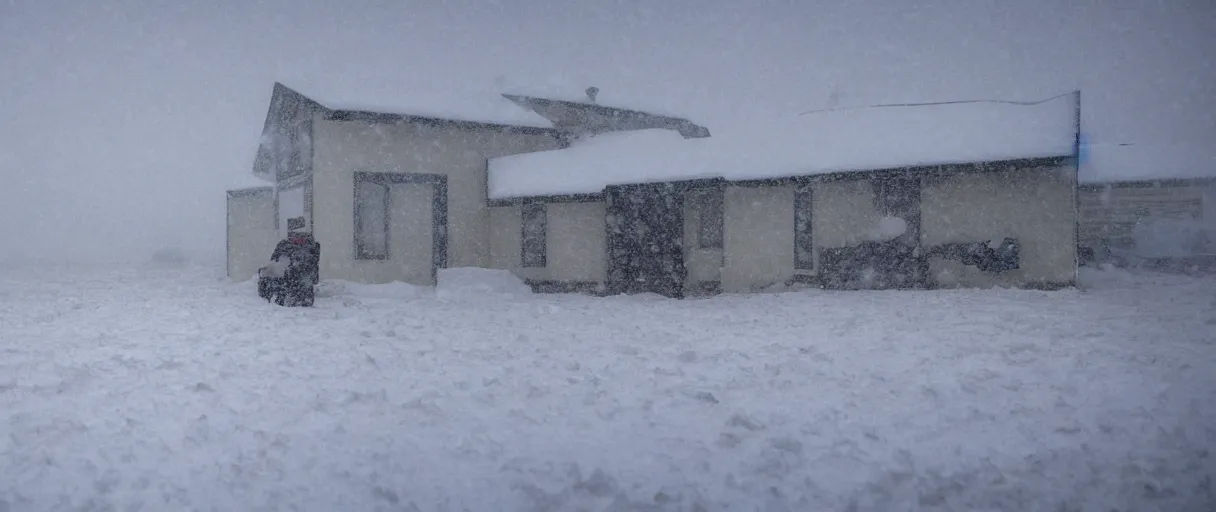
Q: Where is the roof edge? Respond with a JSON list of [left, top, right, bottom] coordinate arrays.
[[252, 82, 331, 179], [1079, 175, 1216, 188], [501, 93, 711, 139], [488, 154, 1075, 201], [324, 109, 561, 136]]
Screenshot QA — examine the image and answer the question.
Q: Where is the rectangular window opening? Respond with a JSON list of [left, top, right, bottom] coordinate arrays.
[[795, 184, 814, 271], [521, 204, 547, 267]]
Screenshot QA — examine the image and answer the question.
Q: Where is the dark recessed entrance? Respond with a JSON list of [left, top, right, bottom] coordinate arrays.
[[604, 182, 687, 298]]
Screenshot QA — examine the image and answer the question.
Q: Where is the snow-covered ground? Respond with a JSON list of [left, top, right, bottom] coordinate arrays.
[[2, 264, 1214, 511]]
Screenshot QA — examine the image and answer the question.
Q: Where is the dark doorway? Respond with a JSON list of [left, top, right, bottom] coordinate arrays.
[[604, 182, 686, 298]]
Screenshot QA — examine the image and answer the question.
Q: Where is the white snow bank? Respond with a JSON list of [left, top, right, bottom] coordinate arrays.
[[1130, 217, 1215, 258], [436, 267, 533, 299], [319, 279, 431, 300], [312, 268, 534, 303], [2, 264, 1214, 510], [488, 94, 1077, 199]]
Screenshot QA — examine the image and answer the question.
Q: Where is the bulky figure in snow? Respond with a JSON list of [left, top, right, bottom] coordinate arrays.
[[258, 231, 321, 307]]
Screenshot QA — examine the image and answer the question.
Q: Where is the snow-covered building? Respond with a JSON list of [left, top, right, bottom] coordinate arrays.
[[228, 83, 1082, 297], [488, 94, 1082, 297], [225, 82, 706, 285]]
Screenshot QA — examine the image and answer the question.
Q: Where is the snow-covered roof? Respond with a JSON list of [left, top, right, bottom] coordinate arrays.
[[227, 171, 273, 192], [253, 82, 556, 181], [260, 80, 555, 131], [1079, 143, 1216, 184], [311, 87, 553, 129], [500, 93, 710, 138], [488, 95, 1078, 199]]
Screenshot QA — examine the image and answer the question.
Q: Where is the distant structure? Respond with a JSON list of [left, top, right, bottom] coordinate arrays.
[[1078, 176, 1216, 266]]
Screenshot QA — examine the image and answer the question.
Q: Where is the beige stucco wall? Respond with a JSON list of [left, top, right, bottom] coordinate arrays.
[[488, 206, 523, 271], [488, 202, 607, 283], [922, 165, 1077, 287], [334, 183, 436, 285], [812, 178, 883, 271], [311, 118, 560, 283], [226, 188, 278, 281], [721, 185, 795, 293]]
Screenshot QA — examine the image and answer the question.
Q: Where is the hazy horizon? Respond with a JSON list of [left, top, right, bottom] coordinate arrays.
[[2, 0, 1214, 266]]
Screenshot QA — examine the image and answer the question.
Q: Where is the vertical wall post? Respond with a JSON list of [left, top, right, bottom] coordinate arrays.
[[1072, 89, 1082, 284]]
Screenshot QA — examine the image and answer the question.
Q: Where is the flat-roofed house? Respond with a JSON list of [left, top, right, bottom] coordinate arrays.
[[486, 94, 1081, 296]]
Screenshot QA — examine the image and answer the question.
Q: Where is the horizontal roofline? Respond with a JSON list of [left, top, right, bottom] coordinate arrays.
[[501, 93, 711, 138], [1079, 175, 1216, 188], [489, 154, 1074, 202], [325, 109, 560, 136]]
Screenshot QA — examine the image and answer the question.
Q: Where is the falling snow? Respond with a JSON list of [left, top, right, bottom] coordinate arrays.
[[2, 2, 1215, 512]]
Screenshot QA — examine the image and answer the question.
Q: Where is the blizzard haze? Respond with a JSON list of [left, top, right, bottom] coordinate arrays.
[[1, 0, 1214, 266]]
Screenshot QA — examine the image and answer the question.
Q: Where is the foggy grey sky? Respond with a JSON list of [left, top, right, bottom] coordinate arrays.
[[1, 0, 1213, 265]]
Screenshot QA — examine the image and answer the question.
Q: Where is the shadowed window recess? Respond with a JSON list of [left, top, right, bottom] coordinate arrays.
[[794, 183, 814, 271], [521, 204, 547, 268]]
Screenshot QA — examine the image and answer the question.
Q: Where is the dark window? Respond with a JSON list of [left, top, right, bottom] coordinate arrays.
[[795, 184, 814, 270], [354, 178, 389, 259], [521, 204, 547, 267], [691, 187, 723, 249]]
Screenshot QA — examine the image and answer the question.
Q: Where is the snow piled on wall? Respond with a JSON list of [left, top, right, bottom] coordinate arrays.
[[488, 94, 1077, 199], [872, 216, 909, 241], [436, 267, 535, 299]]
